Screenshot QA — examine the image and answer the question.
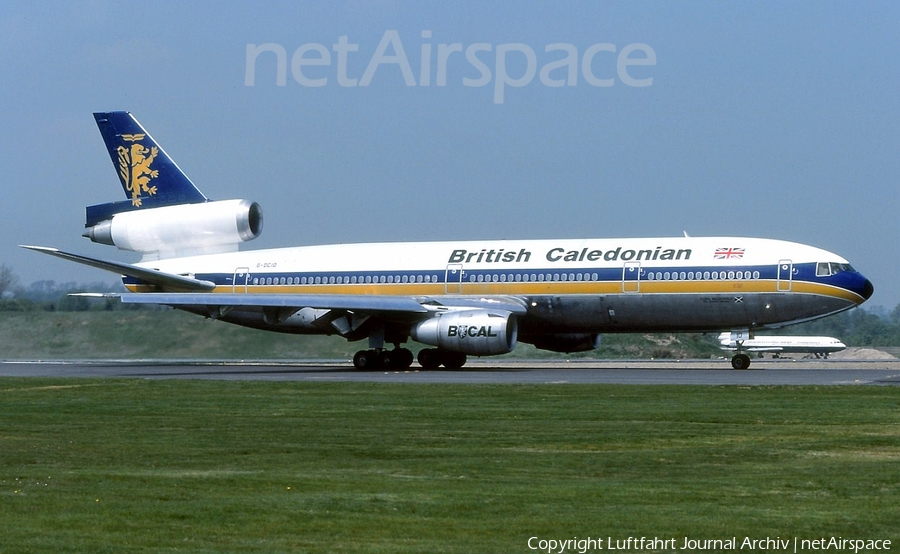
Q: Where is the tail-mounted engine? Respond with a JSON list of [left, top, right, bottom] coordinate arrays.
[[83, 199, 262, 259], [411, 309, 517, 355]]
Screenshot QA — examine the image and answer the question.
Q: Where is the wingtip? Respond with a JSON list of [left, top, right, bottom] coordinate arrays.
[[19, 245, 59, 253]]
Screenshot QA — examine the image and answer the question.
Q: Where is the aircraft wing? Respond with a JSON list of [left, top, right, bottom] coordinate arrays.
[[118, 292, 528, 318], [22, 245, 528, 316], [119, 292, 429, 315], [22, 245, 528, 339], [117, 292, 527, 341]]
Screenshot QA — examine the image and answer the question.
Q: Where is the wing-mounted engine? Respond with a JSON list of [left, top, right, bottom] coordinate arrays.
[[83, 199, 263, 260], [410, 309, 517, 355]]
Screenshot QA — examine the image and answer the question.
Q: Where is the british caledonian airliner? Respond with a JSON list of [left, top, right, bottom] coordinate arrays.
[[24, 112, 874, 370]]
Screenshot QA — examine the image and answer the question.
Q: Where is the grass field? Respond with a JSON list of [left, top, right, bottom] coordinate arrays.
[[1, 380, 898, 553]]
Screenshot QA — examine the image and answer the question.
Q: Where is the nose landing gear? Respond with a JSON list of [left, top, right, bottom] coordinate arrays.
[[731, 353, 752, 370]]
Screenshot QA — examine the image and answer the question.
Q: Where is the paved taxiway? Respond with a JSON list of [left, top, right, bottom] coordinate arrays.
[[2, 359, 900, 385]]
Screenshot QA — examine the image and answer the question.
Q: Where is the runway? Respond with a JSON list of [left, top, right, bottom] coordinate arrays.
[[3, 359, 900, 385]]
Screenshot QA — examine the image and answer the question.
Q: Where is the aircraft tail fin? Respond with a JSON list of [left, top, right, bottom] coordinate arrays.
[[87, 112, 208, 226]]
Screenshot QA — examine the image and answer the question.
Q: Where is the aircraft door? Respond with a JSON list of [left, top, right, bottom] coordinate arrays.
[[233, 267, 250, 293], [623, 262, 641, 293], [777, 260, 793, 291], [445, 264, 463, 294]]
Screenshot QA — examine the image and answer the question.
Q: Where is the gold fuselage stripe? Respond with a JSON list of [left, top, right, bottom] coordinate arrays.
[[124, 278, 864, 303]]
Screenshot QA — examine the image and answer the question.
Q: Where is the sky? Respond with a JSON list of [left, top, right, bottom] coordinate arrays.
[[1, 1, 898, 308]]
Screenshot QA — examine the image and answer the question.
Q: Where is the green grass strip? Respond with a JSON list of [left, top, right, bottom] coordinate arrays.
[[1, 380, 898, 553]]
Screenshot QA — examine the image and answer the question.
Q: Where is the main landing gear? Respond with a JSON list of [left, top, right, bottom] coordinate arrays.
[[353, 348, 414, 370], [351, 348, 469, 370], [416, 348, 467, 370]]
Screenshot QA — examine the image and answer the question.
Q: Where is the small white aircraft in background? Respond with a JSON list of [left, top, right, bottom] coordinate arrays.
[[23, 112, 874, 370], [718, 332, 847, 359]]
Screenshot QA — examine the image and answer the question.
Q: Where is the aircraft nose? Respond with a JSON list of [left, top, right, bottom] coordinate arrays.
[[861, 278, 874, 301]]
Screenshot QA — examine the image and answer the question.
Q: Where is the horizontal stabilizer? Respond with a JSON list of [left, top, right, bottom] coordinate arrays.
[[20, 245, 215, 292]]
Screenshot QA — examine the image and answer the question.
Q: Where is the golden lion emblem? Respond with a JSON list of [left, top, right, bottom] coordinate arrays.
[[117, 134, 159, 206]]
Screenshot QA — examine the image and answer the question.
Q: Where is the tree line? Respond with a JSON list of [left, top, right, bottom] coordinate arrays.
[[784, 304, 900, 348], [0, 264, 143, 312]]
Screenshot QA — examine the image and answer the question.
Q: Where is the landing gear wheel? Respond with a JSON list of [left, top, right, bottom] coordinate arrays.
[[417, 348, 441, 370], [416, 349, 468, 370], [731, 354, 751, 370], [442, 351, 467, 370], [353, 348, 415, 370], [393, 348, 414, 369], [353, 350, 378, 370], [377, 349, 393, 368], [378, 348, 415, 370]]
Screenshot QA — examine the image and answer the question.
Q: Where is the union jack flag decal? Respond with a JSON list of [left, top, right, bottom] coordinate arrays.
[[714, 247, 744, 259]]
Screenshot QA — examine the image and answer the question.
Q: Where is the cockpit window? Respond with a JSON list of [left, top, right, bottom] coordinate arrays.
[[817, 262, 856, 276]]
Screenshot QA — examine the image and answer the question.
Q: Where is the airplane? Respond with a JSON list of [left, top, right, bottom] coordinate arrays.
[[23, 111, 874, 370], [717, 332, 847, 359]]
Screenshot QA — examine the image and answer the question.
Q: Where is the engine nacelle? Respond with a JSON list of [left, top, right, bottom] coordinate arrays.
[[525, 333, 601, 353], [411, 310, 517, 356], [84, 199, 262, 259]]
